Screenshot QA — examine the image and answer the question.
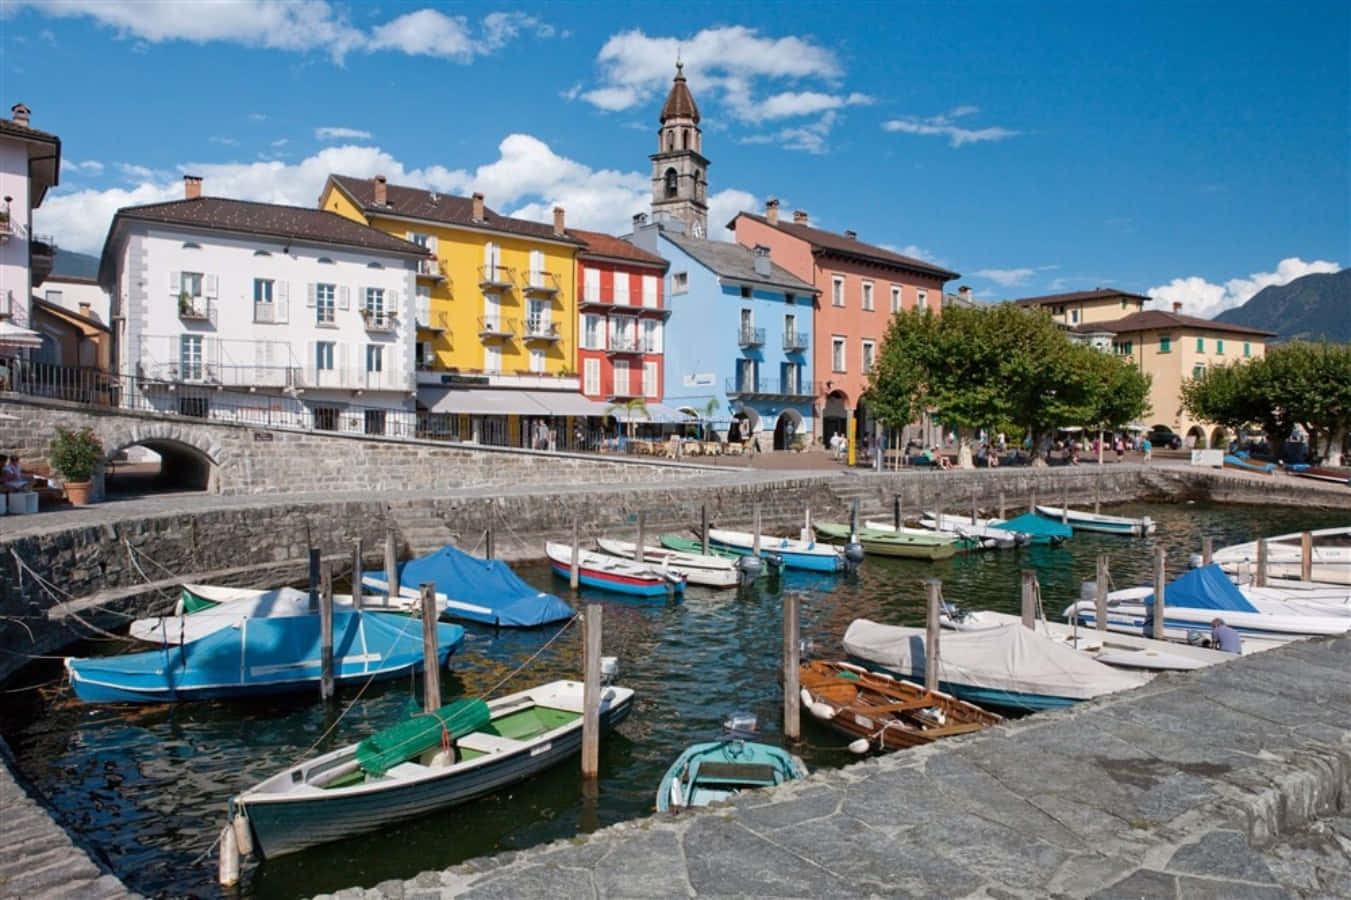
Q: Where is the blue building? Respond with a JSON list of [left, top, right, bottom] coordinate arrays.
[[628, 217, 819, 450]]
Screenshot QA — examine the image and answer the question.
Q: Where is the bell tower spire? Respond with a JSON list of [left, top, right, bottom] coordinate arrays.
[[650, 61, 709, 238]]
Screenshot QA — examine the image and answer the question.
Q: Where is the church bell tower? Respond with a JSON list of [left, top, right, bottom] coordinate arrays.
[[650, 62, 709, 238]]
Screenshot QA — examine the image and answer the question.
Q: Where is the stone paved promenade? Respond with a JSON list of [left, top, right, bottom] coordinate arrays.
[[318, 636, 1351, 899]]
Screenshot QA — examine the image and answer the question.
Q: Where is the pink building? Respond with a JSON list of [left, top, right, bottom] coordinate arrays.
[[729, 201, 959, 443]]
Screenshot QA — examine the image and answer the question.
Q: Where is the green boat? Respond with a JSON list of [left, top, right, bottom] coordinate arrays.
[[658, 535, 743, 560], [656, 715, 806, 813], [812, 522, 965, 560]]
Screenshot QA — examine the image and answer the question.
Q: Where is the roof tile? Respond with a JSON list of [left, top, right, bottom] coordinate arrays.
[[731, 212, 959, 280], [572, 228, 668, 267]]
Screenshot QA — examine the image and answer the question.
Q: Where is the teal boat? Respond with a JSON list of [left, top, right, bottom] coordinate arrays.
[[658, 534, 743, 561], [656, 715, 806, 812], [812, 522, 966, 560], [991, 512, 1072, 545]]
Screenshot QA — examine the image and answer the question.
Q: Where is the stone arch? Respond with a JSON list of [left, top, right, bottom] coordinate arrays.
[[822, 388, 851, 445], [1210, 426, 1228, 450], [1185, 424, 1207, 449], [99, 421, 222, 495], [664, 167, 678, 198], [772, 408, 804, 451]]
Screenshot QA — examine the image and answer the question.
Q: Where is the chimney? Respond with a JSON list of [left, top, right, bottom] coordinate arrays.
[[632, 212, 648, 228], [792, 209, 808, 225], [183, 175, 202, 200], [1172, 301, 1183, 314], [10, 102, 30, 126], [765, 198, 780, 225], [372, 175, 387, 206], [753, 244, 771, 278], [553, 206, 565, 237], [78, 301, 92, 318], [844, 229, 857, 240], [958, 286, 972, 300], [472, 192, 485, 222]]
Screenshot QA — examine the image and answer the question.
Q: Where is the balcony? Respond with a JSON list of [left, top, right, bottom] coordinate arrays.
[[578, 292, 607, 311], [416, 308, 449, 332], [521, 270, 561, 297], [177, 295, 216, 326], [478, 264, 516, 291], [738, 326, 766, 348], [417, 257, 447, 281], [725, 376, 818, 399], [0, 206, 11, 244], [30, 234, 55, 287], [478, 316, 515, 339], [783, 330, 809, 352], [361, 309, 398, 333], [606, 385, 644, 401], [522, 319, 561, 342], [606, 336, 642, 356]]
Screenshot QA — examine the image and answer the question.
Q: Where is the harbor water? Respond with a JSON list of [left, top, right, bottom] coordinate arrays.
[[1, 502, 1345, 898]]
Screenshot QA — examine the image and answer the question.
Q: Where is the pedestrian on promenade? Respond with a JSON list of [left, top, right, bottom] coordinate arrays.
[[1141, 436, 1153, 462], [1211, 618, 1242, 654]]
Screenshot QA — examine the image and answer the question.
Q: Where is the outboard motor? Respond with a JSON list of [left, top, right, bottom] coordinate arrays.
[[1187, 552, 1203, 569], [737, 553, 764, 586], [764, 552, 784, 574], [600, 656, 620, 686], [843, 542, 865, 570], [722, 710, 759, 741]]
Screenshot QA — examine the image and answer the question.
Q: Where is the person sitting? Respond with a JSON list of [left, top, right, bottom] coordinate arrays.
[[1210, 617, 1242, 654], [2, 454, 30, 491], [934, 446, 952, 470]]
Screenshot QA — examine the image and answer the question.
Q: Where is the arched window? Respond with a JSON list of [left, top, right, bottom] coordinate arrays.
[[367, 261, 384, 269], [181, 241, 201, 250], [664, 168, 678, 198], [253, 249, 271, 257], [682, 129, 689, 150], [667, 131, 674, 150], [316, 256, 335, 265]]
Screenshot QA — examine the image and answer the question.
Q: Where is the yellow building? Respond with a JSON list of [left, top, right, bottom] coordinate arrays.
[[1013, 287, 1148, 328], [320, 174, 605, 446]]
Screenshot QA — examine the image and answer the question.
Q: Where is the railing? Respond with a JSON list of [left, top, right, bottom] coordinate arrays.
[[738, 326, 766, 348], [361, 309, 398, 332], [30, 233, 55, 255], [478, 316, 514, 338], [606, 336, 641, 354], [0, 356, 120, 405], [178, 296, 216, 325], [522, 270, 560, 294], [725, 376, 818, 397], [783, 330, 809, 351], [522, 319, 561, 341], [478, 264, 515, 289], [417, 258, 446, 280]]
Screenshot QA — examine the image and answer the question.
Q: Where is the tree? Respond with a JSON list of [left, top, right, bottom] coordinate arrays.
[[1184, 342, 1351, 465], [867, 305, 1150, 466], [604, 397, 649, 440]]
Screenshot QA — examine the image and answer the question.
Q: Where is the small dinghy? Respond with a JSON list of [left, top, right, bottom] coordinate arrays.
[[1035, 505, 1154, 536], [595, 537, 739, 588], [1285, 465, 1350, 487], [917, 512, 1027, 549], [230, 679, 635, 858], [545, 542, 685, 597], [990, 513, 1072, 545], [799, 660, 1001, 752], [657, 535, 742, 561], [813, 522, 960, 560], [132, 588, 334, 644], [707, 528, 845, 572], [656, 713, 806, 813]]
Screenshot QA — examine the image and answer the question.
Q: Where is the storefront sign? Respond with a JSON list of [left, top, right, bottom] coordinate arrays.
[[682, 372, 716, 387]]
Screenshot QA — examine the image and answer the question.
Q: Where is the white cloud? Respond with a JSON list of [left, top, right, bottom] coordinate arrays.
[[1147, 257, 1342, 319], [35, 134, 757, 254], [117, 162, 157, 180], [883, 105, 1020, 147], [270, 138, 289, 148], [315, 126, 372, 141], [973, 268, 1037, 287], [249, 112, 268, 121], [209, 135, 239, 146], [879, 243, 948, 269], [8, 1, 553, 63], [61, 159, 105, 176], [745, 90, 871, 123], [741, 111, 840, 155]]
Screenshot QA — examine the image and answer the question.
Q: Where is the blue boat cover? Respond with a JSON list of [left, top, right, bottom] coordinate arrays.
[[993, 513, 1073, 540], [1225, 454, 1274, 473], [374, 544, 573, 627], [1142, 564, 1259, 614]]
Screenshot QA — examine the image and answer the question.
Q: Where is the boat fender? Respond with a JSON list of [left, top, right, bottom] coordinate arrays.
[[669, 777, 683, 812], [848, 738, 871, 755], [801, 688, 836, 721], [231, 810, 254, 857], [422, 747, 455, 768]]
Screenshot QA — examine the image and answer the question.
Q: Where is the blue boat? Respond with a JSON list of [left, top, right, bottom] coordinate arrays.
[[656, 714, 806, 812], [65, 611, 465, 704], [362, 544, 573, 628], [1224, 454, 1275, 474], [706, 528, 845, 572], [990, 513, 1072, 545]]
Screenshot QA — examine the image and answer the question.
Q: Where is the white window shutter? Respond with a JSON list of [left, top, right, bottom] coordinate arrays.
[[306, 284, 316, 307], [276, 281, 288, 304], [205, 275, 218, 298], [307, 340, 316, 375], [338, 286, 350, 310], [387, 290, 398, 308], [483, 242, 493, 267], [277, 295, 289, 323], [170, 271, 180, 295], [428, 235, 438, 254]]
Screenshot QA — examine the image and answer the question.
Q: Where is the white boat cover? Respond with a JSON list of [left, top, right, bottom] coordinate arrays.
[[132, 588, 343, 644], [843, 619, 1151, 701]]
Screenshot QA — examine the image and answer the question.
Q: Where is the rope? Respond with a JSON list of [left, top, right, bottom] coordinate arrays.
[[122, 540, 180, 607], [475, 612, 581, 702]]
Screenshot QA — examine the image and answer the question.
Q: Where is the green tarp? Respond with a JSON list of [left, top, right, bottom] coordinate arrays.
[[356, 698, 491, 776]]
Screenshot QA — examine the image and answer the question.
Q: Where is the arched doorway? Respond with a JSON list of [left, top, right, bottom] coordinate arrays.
[[105, 438, 214, 496], [822, 391, 849, 446], [772, 409, 804, 450], [1186, 425, 1207, 449], [728, 408, 760, 445], [1209, 426, 1228, 450]]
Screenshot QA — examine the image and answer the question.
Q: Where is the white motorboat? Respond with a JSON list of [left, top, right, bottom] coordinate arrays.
[[1193, 525, 1351, 585], [1035, 505, 1155, 536], [918, 512, 1026, 549], [595, 537, 739, 588]]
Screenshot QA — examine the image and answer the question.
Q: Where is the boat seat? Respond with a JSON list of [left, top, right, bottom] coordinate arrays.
[[384, 762, 430, 779], [695, 762, 780, 785], [456, 732, 525, 755], [863, 697, 935, 714]]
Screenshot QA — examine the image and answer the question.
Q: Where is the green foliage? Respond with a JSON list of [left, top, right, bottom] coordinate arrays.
[[604, 398, 649, 439], [866, 305, 1150, 449], [49, 426, 103, 482]]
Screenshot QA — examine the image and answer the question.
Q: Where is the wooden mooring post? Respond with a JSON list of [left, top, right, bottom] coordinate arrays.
[[351, 539, 363, 610], [308, 547, 320, 613], [485, 524, 495, 560], [634, 511, 646, 563], [753, 503, 763, 557], [1201, 536, 1213, 566], [383, 528, 398, 605], [1301, 531, 1313, 581], [802, 505, 812, 543], [570, 515, 581, 591], [1152, 548, 1167, 641], [970, 487, 979, 526], [924, 579, 942, 693], [1060, 483, 1069, 525], [700, 503, 710, 556], [319, 561, 334, 703], [1029, 485, 1037, 515], [893, 494, 901, 530], [420, 583, 440, 712], [783, 591, 801, 740], [581, 604, 603, 778], [1255, 538, 1268, 588], [1020, 570, 1037, 629], [1094, 471, 1102, 515], [1095, 553, 1109, 633], [998, 489, 1006, 521]]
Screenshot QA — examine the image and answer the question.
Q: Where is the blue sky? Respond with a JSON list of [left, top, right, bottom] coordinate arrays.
[[4, 0, 1346, 317]]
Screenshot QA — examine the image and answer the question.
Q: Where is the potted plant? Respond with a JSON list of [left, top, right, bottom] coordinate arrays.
[[178, 290, 193, 315], [49, 425, 103, 506]]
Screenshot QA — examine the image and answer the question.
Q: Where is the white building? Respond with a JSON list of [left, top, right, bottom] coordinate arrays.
[[40, 275, 109, 325], [0, 102, 59, 336], [99, 176, 428, 435]]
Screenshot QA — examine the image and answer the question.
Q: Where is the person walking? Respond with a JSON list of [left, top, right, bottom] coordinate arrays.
[[1141, 436, 1153, 462]]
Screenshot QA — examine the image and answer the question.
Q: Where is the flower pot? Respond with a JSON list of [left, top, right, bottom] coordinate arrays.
[[65, 480, 94, 506]]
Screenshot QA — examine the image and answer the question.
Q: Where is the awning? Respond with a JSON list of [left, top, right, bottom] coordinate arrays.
[[0, 321, 43, 349], [520, 391, 611, 417], [635, 402, 698, 424], [420, 388, 549, 416]]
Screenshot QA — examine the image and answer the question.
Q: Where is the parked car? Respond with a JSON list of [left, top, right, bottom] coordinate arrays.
[[1146, 426, 1183, 450]]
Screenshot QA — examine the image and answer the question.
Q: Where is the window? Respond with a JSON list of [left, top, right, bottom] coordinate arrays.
[[672, 272, 688, 294], [917, 290, 928, 311], [1216, 339, 1224, 355], [614, 273, 630, 306], [314, 283, 335, 324], [1122, 340, 1133, 355], [484, 342, 501, 373], [583, 358, 601, 395], [416, 340, 433, 369], [181, 241, 201, 250], [254, 278, 274, 306], [313, 406, 339, 431], [735, 358, 757, 392], [315, 341, 335, 372], [45, 289, 62, 304], [527, 298, 549, 335], [613, 359, 631, 394], [317, 257, 334, 265], [1121, 298, 1128, 309], [643, 361, 658, 397], [179, 335, 203, 380], [364, 409, 386, 436], [253, 249, 271, 257], [364, 287, 385, 317], [740, 286, 751, 299], [832, 275, 844, 307], [782, 362, 801, 394], [584, 267, 600, 303], [642, 318, 663, 353], [832, 336, 846, 373], [529, 348, 545, 373], [1159, 335, 1171, 353], [366, 345, 383, 373], [1196, 337, 1205, 352], [1243, 342, 1251, 357], [181, 271, 203, 298], [785, 293, 795, 305], [582, 314, 604, 350], [366, 262, 384, 269], [1071, 309, 1079, 324], [1193, 364, 1206, 380], [862, 339, 876, 373], [861, 281, 874, 311], [890, 285, 901, 313], [642, 274, 658, 308]]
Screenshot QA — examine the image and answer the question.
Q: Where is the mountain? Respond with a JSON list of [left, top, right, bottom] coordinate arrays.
[[51, 248, 100, 280], [1215, 268, 1351, 342]]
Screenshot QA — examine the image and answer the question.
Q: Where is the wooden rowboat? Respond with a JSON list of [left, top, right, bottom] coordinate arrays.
[[799, 660, 1002, 752]]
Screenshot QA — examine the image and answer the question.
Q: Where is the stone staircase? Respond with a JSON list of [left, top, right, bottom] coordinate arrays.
[[389, 506, 461, 557], [824, 477, 890, 524]]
